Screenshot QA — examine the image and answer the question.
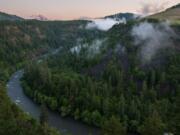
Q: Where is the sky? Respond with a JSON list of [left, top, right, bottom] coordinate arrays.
[[0, 0, 179, 20]]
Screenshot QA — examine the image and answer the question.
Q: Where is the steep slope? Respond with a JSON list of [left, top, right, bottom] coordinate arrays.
[[0, 19, 100, 135], [0, 11, 24, 21], [147, 3, 180, 24], [0, 83, 60, 135], [0, 20, 102, 80]]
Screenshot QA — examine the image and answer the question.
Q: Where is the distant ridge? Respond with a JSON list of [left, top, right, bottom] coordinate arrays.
[[104, 12, 139, 21], [0, 3, 179, 22], [168, 3, 180, 10], [0, 11, 24, 21]]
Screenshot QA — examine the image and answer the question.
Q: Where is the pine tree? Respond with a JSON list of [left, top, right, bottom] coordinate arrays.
[[139, 110, 165, 135], [141, 80, 148, 100], [173, 87, 180, 134], [150, 70, 156, 87], [40, 104, 48, 125], [101, 116, 126, 135], [118, 94, 126, 117]]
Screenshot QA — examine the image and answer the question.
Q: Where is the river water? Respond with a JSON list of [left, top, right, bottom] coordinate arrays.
[[7, 70, 99, 135], [7, 46, 99, 135]]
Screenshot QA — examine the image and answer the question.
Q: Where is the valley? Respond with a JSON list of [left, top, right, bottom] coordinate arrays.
[[0, 3, 179, 135]]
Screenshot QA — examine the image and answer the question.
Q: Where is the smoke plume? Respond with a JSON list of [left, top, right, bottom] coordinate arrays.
[[131, 21, 175, 64], [138, 1, 169, 16]]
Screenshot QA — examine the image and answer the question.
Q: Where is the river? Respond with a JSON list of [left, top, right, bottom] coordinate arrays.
[[7, 47, 99, 135], [7, 70, 99, 135]]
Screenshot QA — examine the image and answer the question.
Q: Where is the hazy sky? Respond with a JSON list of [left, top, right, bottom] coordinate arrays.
[[0, 0, 179, 20]]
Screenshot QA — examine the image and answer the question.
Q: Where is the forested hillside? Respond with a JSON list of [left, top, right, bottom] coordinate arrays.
[[0, 12, 23, 21], [147, 3, 180, 24], [104, 12, 137, 21], [0, 84, 60, 135], [22, 19, 180, 135], [0, 20, 103, 81], [0, 19, 103, 135], [0, 4, 179, 135]]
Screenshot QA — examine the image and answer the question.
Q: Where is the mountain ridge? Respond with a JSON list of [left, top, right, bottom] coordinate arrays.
[[0, 11, 24, 21], [1, 3, 179, 22], [104, 12, 139, 21], [147, 3, 180, 24]]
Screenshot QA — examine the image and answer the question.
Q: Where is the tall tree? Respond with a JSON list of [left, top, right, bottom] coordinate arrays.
[[139, 110, 165, 135], [101, 116, 126, 135], [40, 104, 48, 125]]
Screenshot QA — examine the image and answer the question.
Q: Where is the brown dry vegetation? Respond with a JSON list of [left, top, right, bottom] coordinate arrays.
[[147, 6, 180, 24]]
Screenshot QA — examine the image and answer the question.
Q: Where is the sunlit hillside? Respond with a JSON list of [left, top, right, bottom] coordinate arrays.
[[147, 3, 180, 24]]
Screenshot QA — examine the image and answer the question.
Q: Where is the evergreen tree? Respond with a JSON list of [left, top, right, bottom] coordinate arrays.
[[101, 116, 126, 135], [40, 104, 48, 125], [173, 87, 180, 134], [139, 110, 165, 135]]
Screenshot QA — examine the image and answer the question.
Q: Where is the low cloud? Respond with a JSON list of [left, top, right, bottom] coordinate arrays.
[[87, 39, 106, 56], [70, 39, 106, 57], [70, 39, 87, 54], [86, 18, 126, 31], [131, 21, 175, 64], [115, 44, 126, 54], [28, 14, 48, 21]]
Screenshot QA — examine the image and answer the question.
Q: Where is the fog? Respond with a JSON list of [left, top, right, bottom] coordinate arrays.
[[131, 21, 175, 64], [86, 18, 126, 31], [70, 39, 106, 57]]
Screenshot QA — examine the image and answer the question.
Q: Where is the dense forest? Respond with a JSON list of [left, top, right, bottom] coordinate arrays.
[[22, 20, 180, 135], [0, 83, 60, 135], [0, 19, 103, 135], [0, 4, 179, 135], [0, 20, 103, 81]]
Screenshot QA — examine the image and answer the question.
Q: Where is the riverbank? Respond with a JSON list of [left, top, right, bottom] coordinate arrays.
[[7, 70, 99, 135]]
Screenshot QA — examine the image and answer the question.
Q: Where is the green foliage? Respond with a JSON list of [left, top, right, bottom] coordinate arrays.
[[101, 116, 127, 135], [91, 110, 102, 126], [0, 18, 179, 135], [40, 104, 49, 125], [139, 110, 165, 135], [22, 24, 180, 134], [0, 83, 60, 135], [0, 20, 99, 135]]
